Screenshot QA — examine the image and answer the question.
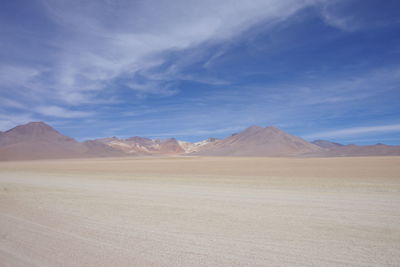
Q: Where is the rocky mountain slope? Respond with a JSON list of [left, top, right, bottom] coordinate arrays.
[[94, 136, 184, 155], [191, 126, 323, 156], [0, 122, 399, 160], [0, 122, 123, 160]]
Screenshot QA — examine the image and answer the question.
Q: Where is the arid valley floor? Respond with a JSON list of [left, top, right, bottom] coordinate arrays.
[[1, 157, 400, 266]]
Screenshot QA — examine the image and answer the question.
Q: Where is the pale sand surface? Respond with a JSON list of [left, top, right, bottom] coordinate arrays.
[[0, 156, 399, 266]]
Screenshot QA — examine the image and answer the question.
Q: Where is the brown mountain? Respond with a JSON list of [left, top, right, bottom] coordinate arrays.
[[178, 138, 220, 153], [0, 122, 83, 160], [192, 125, 323, 156], [95, 136, 184, 155], [0, 122, 123, 160], [311, 139, 400, 156], [157, 138, 185, 154], [1, 122, 399, 160], [82, 140, 126, 157]]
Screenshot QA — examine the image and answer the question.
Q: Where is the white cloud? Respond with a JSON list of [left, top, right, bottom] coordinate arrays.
[[126, 80, 178, 97], [269, 66, 400, 107], [0, 65, 42, 87], [306, 124, 400, 139], [319, 1, 357, 32], [0, 97, 25, 109], [33, 0, 323, 103], [318, 0, 399, 32], [34, 105, 93, 118]]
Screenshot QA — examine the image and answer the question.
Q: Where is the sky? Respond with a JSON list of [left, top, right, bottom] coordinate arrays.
[[0, 0, 399, 144]]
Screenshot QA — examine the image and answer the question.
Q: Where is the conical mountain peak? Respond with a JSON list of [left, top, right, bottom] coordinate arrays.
[[243, 125, 264, 133], [194, 124, 323, 156], [2, 121, 75, 145], [6, 121, 63, 136], [264, 125, 281, 131], [25, 121, 50, 127]]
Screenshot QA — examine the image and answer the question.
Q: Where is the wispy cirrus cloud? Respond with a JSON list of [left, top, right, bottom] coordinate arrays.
[[7, 0, 322, 105], [318, 0, 400, 32], [0, 97, 25, 109], [0, 0, 371, 113], [34, 106, 94, 119], [319, 1, 356, 31], [305, 124, 400, 139]]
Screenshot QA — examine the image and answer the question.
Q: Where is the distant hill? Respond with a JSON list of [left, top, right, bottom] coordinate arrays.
[[311, 139, 400, 157], [311, 143, 400, 157], [191, 125, 323, 156], [0, 122, 123, 160], [178, 138, 220, 154], [94, 136, 184, 155], [0, 122, 399, 160]]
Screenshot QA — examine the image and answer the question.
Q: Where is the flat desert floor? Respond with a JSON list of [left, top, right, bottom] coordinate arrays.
[[1, 157, 400, 266]]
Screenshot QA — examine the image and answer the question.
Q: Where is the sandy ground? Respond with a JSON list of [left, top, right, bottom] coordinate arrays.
[[0, 156, 399, 266]]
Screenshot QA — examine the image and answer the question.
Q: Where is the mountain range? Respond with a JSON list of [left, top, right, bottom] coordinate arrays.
[[0, 121, 399, 160]]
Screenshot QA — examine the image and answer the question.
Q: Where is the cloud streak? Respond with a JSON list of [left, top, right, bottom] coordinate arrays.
[[306, 124, 400, 139], [12, 0, 322, 104], [34, 106, 94, 118]]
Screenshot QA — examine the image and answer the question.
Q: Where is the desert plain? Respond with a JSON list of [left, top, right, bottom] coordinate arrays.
[[0, 156, 400, 266]]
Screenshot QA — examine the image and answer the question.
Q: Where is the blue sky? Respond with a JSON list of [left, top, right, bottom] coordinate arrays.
[[0, 0, 399, 144]]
